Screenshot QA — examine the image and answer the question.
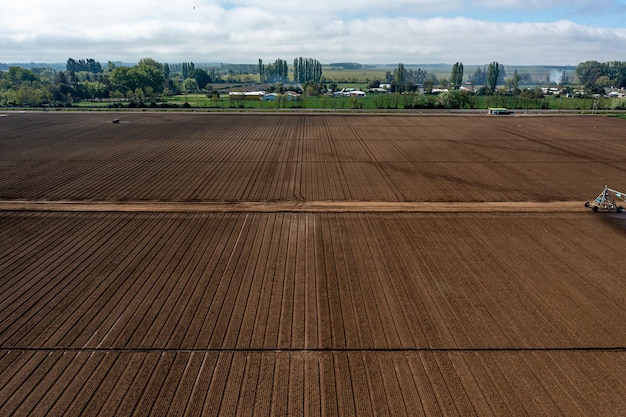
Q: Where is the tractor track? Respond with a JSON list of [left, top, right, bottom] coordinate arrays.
[[0, 200, 588, 213], [2, 346, 624, 353]]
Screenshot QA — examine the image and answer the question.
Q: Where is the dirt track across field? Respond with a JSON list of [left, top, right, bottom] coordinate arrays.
[[0, 199, 588, 212]]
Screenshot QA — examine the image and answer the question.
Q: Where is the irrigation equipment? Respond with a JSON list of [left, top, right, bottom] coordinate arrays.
[[585, 185, 625, 212]]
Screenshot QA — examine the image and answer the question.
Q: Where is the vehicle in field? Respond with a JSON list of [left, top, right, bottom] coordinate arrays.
[[585, 185, 625, 212], [488, 107, 512, 115]]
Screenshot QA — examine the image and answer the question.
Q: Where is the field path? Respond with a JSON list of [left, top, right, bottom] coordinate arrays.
[[0, 200, 587, 213]]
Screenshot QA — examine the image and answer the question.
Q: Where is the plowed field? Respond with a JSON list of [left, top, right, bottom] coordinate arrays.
[[0, 112, 625, 416]]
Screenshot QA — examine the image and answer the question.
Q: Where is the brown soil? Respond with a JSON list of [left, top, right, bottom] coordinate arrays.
[[0, 112, 624, 416]]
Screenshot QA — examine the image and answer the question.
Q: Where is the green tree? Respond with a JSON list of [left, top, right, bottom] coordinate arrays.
[[0, 67, 50, 106], [9, 85, 48, 106], [183, 78, 199, 93], [575, 60, 626, 89], [135, 59, 166, 93], [138, 58, 162, 71], [610, 98, 626, 110], [109, 60, 165, 95], [512, 69, 521, 92], [3, 67, 38, 86], [181, 62, 195, 80], [438, 90, 467, 108], [293, 57, 323, 83], [405, 68, 427, 85], [349, 95, 363, 109], [468, 66, 486, 86], [595, 75, 612, 88], [191, 68, 211, 90], [49, 71, 73, 104], [66, 58, 102, 73], [450, 62, 464, 89], [109, 66, 134, 93], [264, 59, 289, 83], [80, 81, 109, 100], [385, 70, 393, 84], [576, 60, 603, 87], [258, 58, 264, 82], [394, 63, 406, 92], [423, 78, 434, 94], [487, 61, 500, 93], [607, 61, 626, 88], [133, 87, 144, 102], [303, 80, 323, 95]]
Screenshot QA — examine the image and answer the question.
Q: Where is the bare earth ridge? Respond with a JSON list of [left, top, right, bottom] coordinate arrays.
[[0, 199, 587, 212]]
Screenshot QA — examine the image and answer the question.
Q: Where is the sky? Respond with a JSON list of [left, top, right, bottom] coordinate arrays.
[[1, 0, 626, 65]]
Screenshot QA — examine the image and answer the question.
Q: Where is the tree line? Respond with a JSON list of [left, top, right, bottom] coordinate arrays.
[[0, 57, 271, 106], [576, 61, 626, 91], [1, 57, 624, 107], [376, 61, 504, 94], [0, 56, 328, 106]]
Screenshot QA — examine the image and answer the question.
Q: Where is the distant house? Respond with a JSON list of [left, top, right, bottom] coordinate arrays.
[[334, 88, 366, 97], [263, 91, 301, 101], [284, 91, 301, 100], [541, 87, 561, 95], [608, 91, 625, 98], [341, 88, 356, 96], [229, 91, 265, 101]]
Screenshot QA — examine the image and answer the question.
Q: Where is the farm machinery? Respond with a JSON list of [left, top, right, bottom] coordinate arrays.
[[585, 185, 626, 212]]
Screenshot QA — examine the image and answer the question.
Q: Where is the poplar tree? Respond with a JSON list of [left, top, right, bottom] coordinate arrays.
[[487, 61, 500, 93], [258, 58, 264, 82], [450, 62, 464, 89], [394, 63, 406, 92], [293, 57, 323, 83]]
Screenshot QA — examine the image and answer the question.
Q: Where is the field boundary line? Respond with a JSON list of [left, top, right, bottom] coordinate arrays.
[[1, 347, 624, 353], [0, 200, 587, 213]]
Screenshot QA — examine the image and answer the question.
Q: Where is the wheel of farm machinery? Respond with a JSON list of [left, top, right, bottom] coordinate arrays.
[[588, 185, 626, 213]]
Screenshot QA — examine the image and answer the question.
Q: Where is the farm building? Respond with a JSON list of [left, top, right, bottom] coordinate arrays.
[[262, 93, 278, 101], [285, 91, 301, 100], [228, 91, 265, 100], [262, 91, 301, 101], [333, 88, 366, 97]]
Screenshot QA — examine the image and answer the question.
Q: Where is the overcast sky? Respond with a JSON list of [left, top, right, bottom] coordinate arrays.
[[1, 0, 625, 65]]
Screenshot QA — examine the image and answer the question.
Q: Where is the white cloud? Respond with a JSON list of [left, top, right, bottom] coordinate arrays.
[[0, 1, 625, 64], [220, 0, 465, 15]]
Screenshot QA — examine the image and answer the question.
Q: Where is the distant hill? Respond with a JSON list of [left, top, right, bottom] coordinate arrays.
[[328, 63, 363, 70], [0, 62, 66, 71]]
